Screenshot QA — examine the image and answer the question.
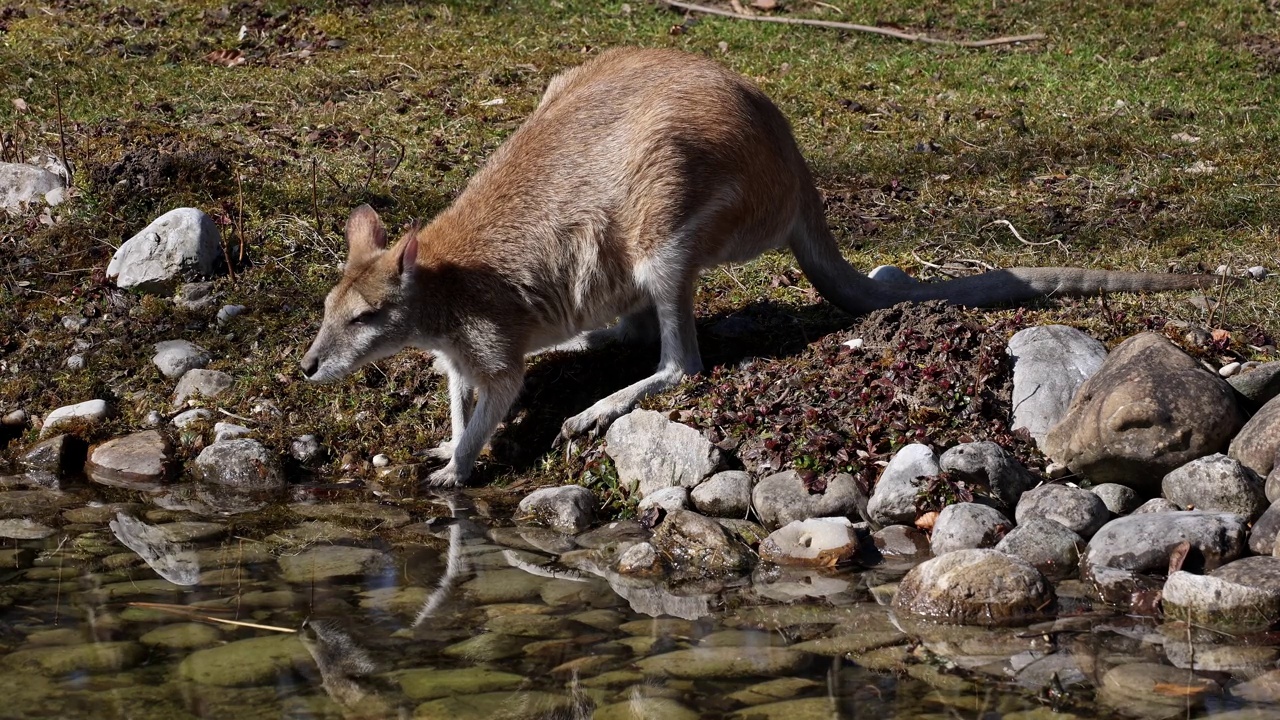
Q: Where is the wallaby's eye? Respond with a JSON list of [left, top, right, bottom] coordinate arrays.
[[350, 309, 379, 325]]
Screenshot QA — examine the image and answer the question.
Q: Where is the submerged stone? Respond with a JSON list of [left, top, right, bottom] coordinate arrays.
[[178, 634, 312, 686], [635, 646, 809, 678]]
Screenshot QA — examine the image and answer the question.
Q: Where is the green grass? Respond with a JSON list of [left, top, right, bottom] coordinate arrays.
[[0, 0, 1276, 492]]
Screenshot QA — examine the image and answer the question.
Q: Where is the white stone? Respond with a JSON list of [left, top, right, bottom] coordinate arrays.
[[371, 453, 390, 468], [0, 162, 65, 212], [213, 422, 251, 442], [1220, 362, 1241, 378], [107, 208, 222, 292], [41, 399, 108, 436], [152, 340, 211, 379]]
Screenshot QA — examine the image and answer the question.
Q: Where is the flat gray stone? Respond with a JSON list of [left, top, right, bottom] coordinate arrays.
[[1015, 483, 1109, 539], [516, 485, 596, 535], [151, 339, 211, 379], [1006, 325, 1108, 447], [85, 430, 170, 491], [691, 470, 754, 518], [192, 439, 284, 491], [41, 399, 108, 437], [752, 470, 861, 529], [995, 517, 1083, 580], [0, 162, 65, 212], [1084, 511, 1248, 576], [650, 509, 754, 577], [107, 207, 222, 292], [172, 369, 233, 409]]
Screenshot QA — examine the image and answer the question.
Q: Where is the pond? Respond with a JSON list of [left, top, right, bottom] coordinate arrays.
[[0, 485, 1277, 720]]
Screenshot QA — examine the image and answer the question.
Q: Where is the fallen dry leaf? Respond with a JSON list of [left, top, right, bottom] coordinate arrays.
[[915, 511, 938, 531], [204, 49, 246, 67], [12, 98, 28, 112], [1211, 329, 1232, 343], [1151, 682, 1213, 698]]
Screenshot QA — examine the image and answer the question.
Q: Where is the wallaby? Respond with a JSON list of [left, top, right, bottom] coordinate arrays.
[[301, 47, 1216, 487]]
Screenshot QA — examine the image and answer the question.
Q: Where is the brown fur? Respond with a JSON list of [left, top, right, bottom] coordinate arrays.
[[301, 48, 1217, 487]]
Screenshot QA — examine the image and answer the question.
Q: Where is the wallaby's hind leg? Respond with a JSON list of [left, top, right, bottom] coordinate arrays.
[[536, 305, 659, 356], [556, 281, 701, 443]]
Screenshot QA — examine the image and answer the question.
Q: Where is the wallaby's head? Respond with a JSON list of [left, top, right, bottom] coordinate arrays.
[[300, 205, 421, 383]]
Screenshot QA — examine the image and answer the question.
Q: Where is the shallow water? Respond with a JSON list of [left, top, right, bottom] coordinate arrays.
[[0, 489, 1278, 720]]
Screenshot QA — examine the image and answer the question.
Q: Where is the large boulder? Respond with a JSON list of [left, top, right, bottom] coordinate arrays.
[[1229, 394, 1280, 480], [107, 208, 222, 293], [649, 509, 754, 577], [751, 470, 861, 529], [1015, 484, 1110, 539], [1043, 333, 1245, 494], [892, 549, 1055, 626], [866, 444, 939, 526], [1083, 511, 1248, 577], [929, 502, 1010, 555], [1162, 556, 1280, 632], [995, 517, 1084, 580], [604, 410, 720, 497], [1006, 325, 1108, 447]]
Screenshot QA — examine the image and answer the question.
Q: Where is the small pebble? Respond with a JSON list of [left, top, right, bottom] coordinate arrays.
[[61, 315, 88, 331], [1219, 361, 1241, 378], [372, 453, 390, 468], [142, 410, 163, 428], [65, 354, 85, 370], [216, 304, 246, 325], [1045, 462, 1070, 479], [843, 338, 864, 350], [1247, 266, 1268, 280], [2, 410, 28, 427], [1215, 264, 1230, 276], [291, 434, 322, 463]]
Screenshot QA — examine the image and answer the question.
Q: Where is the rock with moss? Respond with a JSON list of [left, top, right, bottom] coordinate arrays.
[[413, 691, 577, 720], [649, 509, 754, 577], [3, 641, 146, 676], [930, 502, 1010, 555], [636, 646, 809, 679], [516, 485, 595, 535], [40, 399, 109, 437], [1162, 453, 1267, 521], [892, 549, 1055, 626], [277, 545, 386, 584], [193, 438, 283, 491], [172, 369, 233, 409], [152, 339, 211, 379], [396, 667, 527, 701], [177, 634, 312, 686]]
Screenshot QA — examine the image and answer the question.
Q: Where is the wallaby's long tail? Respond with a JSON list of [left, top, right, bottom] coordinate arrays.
[[789, 224, 1221, 317]]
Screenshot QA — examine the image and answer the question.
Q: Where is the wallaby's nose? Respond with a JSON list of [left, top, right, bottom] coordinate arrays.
[[300, 355, 318, 379]]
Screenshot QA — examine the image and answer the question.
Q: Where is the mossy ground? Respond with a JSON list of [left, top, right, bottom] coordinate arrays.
[[0, 0, 1276, 508]]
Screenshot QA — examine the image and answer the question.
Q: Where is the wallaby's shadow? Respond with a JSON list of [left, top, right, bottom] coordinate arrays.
[[494, 298, 853, 471]]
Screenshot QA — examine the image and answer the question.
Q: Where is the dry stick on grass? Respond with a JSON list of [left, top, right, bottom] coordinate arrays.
[[54, 85, 71, 184], [237, 171, 246, 264], [660, 0, 1047, 47], [311, 157, 321, 235]]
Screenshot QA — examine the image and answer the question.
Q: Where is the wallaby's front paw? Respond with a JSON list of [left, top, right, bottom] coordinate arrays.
[[423, 441, 456, 462], [555, 409, 611, 447], [426, 463, 466, 488]]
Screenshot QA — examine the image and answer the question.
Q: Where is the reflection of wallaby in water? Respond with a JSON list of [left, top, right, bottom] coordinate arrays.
[[413, 492, 470, 627], [298, 619, 411, 719]]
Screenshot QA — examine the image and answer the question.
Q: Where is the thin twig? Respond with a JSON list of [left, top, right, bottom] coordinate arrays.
[[311, 157, 321, 235], [983, 219, 1067, 251], [53, 85, 70, 184], [237, 171, 246, 264], [660, 0, 1046, 48], [126, 602, 295, 633]]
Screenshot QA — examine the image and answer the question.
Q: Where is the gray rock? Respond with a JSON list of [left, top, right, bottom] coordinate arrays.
[[1133, 497, 1181, 513], [41, 399, 109, 437], [1015, 483, 1110, 539], [1271, 462, 1280, 504], [192, 439, 285, 491], [604, 410, 721, 497], [152, 339, 211, 379], [1228, 361, 1280, 409], [752, 470, 861, 529], [1163, 557, 1280, 632], [635, 647, 808, 678], [216, 304, 246, 325], [516, 485, 596, 535], [866, 444, 939, 526], [1006, 325, 1108, 446], [64, 354, 84, 371], [172, 369, 234, 409], [2, 409, 26, 427], [21, 434, 85, 481], [107, 208, 222, 292], [4, 642, 145, 677], [213, 422, 250, 442], [871, 524, 931, 556], [649, 509, 754, 577], [176, 281, 216, 310], [1229, 394, 1280, 480], [1097, 663, 1219, 717], [938, 441, 1038, 511], [1083, 511, 1248, 576], [290, 434, 323, 463], [0, 518, 56, 539], [575, 520, 649, 549], [892, 549, 1055, 626], [1252, 501, 1280, 555], [615, 541, 663, 575], [0, 162, 65, 212], [278, 545, 386, 583], [1091, 483, 1141, 515], [1043, 332, 1245, 494], [85, 431, 170, 491], [759, 518, 859, 567], [691, 470, 754, 518], [995, 518, 1084, 580], [1162, 453, 1267, 521], [638, 486, 688, 513], [930, 502, 1011, 555], [172, 408, 213, 429], [177, 634, 312, 686]]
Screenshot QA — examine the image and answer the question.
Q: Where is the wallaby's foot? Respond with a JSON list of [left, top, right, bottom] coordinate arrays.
[[426, 462, 467, 488], [556, 402, 627, 445], [421, 441, 456, 462]]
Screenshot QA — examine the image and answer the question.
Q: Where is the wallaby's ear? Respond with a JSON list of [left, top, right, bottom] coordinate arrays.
[[397, 233, 419, 278], [345, 204, 387, 263]]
